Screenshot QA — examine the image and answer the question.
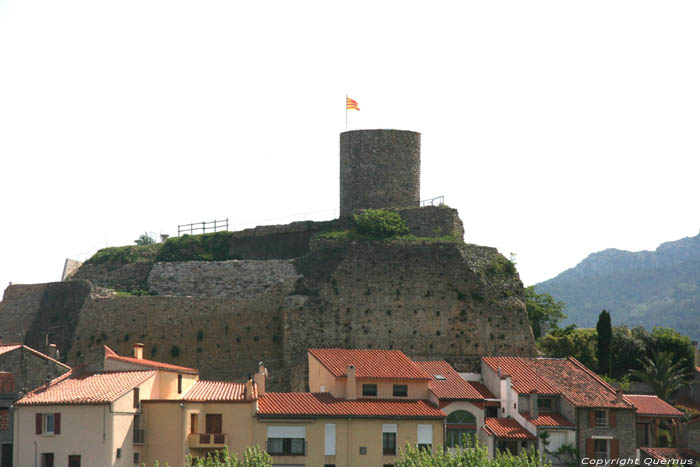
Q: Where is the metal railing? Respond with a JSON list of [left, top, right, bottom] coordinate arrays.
[[178, 219, 229, 236], [420, 195, 445, 207]]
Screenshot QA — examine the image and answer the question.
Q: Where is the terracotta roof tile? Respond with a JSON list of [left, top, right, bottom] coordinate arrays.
[[309, 349, 430, 380], [104, 345, 198, 374], [623, 395, 682, 417], [482, 356, 633, 409], [640, 447, 700, 462], [483, 418, 536, 440], [16, 369, 156, 405], [415, 361, 495, 400], [518, 412, 575, 427], [184, 380, 254, 402], [258, 392, 444, 418], [0, 344, 70, 370]]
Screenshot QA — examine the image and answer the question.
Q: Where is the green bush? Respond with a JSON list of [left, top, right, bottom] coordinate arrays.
[[156, 231, 238, 262], [395, 439, 551, 467], [86, 243, 161, 265], [353, 209, 409, 238], [181, 446, 271, 467]]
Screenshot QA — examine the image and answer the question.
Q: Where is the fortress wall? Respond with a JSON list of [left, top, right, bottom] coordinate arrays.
[[397, 206, 465, 239], [228, 221, 335, 260], [72, 262, 155, 292], [147, 260, 300, 298], [0, 284, 48, 344], [283, 241, 536, 391], [70, 294, 287, 387]]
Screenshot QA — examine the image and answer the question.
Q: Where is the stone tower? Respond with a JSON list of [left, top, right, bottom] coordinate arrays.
[[339, 129, 421, 217]]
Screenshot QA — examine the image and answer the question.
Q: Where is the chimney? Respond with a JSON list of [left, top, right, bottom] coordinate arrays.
[[615, 389, 623, 404], [253, 362, 268, 397], [133, 343, 144, 360], [528, 390, 538, 419], [345, 365, 357, 400], [245, 377, 254, 401], [48, 344, 59, 360]]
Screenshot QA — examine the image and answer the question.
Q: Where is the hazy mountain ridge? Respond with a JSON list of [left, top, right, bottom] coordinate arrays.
[[535, 231, 700, 341]]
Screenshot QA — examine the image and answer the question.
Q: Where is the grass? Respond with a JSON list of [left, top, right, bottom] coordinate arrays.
[[86, 243, 161, 265], [319, 230, 462, 244]]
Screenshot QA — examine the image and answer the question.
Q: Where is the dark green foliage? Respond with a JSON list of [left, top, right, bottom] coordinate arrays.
[[353, 209, 409, 238], [170, 345, 180, 357], [155, 231, 240, 262], [395, 438, 551, 466], [596, 310, 612, 376], [525, 286, 566, 339], [487, 255, 517, 276], [610, 326, 646, 379], [645, 327, 696, 378], [629, 350, 692, 400], [537, 326, 598, 370]]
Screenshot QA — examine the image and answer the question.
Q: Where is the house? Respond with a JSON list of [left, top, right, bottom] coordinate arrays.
[[13, 344, 198, 467], [481, 356, 637, 463], [623, 394, 683, 448], [0, 343, 71, 467], [143, 349, 447, 467], [639, 447, 700, 464]]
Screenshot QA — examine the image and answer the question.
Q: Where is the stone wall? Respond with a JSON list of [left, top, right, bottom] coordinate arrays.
[[283, 238, 535, 391], [70, 293, 288, 388], [577, 408, 637, 459], [147, 260, 300, 298], [340, 130, 421, 217], [0, 347, 70, 394], [0, 284, 47, 344], [72, 262, 155, 292], [397, 206, 465, 239]]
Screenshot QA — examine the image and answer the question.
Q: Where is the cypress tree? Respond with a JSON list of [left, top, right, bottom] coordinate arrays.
[[596, 309, 613, 376]]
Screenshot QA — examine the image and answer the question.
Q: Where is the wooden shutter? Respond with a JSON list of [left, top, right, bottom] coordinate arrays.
[[609, 410, 616, 427], [35, 413, 42, 434], [586, 439, 594, 458], [610, 439, 619, 459], [588, 410, 595, 428], [54, 413, 61, 434]]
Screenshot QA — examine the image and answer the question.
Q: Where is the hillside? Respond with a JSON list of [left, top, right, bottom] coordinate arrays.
[[535, 231, 700, 342]]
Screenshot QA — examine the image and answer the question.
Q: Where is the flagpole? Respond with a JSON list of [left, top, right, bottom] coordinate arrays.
[[345, 94, 348, 130]]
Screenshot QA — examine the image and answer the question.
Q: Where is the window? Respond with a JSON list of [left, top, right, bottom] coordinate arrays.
[[68, 455, 81, 467], [133, 452, 140, 464], [266, 426, 306, 456], [133, 414, 144, 444], [359, 446, 367, 455], [417, 424, 433, 452], [393, 385, 408, 397], [497, 440, 519, 455], [593, 439, 609, 459], [116, 448, 122, 458], [133, 387, 140, 409], [383, 424, 397, 455], [325, 424, 336, 456], [446, 410, 476, 424], [446, 429, 475, 448], [486, 406, 499, 418], [41, 453, 54, 467], [45, 414, 55, 434], [362, 384, 377, 396], [205, 414, 222, 434], [537, 398, 553, 411], [595, 410, 608, 427], [36, 413, 60, 435]]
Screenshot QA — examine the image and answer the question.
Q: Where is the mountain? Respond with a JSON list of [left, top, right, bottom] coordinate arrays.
[[535, 231, 700, 342]]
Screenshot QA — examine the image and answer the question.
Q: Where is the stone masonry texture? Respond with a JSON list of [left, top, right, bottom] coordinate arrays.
[[340, 130, 421, 217], [0, 208, 536, 391]]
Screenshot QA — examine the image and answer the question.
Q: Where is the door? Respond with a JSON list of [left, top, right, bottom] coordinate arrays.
[[68, 455, 81, 467], [205, 414, 222, 434], [1, 444, 12, 467]]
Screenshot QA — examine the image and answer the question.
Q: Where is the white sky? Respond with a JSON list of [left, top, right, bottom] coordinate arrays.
[[1, 0, 699, 293]]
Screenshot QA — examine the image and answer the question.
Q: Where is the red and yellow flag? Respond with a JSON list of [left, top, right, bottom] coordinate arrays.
[[346, 97, 360, 111]]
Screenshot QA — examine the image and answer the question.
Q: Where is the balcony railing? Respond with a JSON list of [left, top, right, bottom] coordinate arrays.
[[133, 429, 145, 444], [188, 432, 227, 448]]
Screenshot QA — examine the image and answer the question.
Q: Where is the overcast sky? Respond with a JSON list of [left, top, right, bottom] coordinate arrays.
[[1, 0, 699, 293]]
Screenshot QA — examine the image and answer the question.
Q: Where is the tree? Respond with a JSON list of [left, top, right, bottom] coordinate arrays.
[[629, 350, 692, 401], [596, 310, 612, 377], [524, 287, 566, 339], [537, 326, 598, 371], [134, 232, 156, 245]]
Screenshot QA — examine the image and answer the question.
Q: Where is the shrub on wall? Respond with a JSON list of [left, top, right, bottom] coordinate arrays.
[[155, 231, 239, 262], [395, 441, 551, 467], [353, 209, 409, 238]]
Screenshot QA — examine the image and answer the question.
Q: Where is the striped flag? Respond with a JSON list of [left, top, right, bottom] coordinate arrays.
[[346, 97, 360, 111]]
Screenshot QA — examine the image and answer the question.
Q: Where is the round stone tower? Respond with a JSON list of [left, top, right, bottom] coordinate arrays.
[[339, 129, 421, 217]]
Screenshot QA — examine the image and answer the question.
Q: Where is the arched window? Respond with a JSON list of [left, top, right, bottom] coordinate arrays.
[[447, 410, 476, 424]]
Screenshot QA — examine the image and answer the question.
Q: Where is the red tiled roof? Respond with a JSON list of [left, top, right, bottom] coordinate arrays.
[[0, 344, 70, 370], [519, 412, 575, 427], [640, 447, 700, 462], [104, 346, 198, 374], [258, 392, 445, 418], [623, 395, 683, 418], [483, 418, 536, 440], [184, 380, 254, 402], [16, 369, 156, 405], [482, 356, 633, 409], [309, 349, 430, 380], [415, 360, 495, 400]]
